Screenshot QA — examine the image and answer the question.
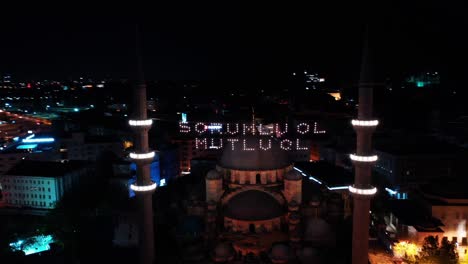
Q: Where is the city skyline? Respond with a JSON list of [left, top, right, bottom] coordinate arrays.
[[1, 2, 468, 264], [1, 2, 464, 88]]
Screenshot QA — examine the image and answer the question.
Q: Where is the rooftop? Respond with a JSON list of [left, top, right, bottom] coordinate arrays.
[[375, 137, 463, 156], [388, 200, 443, 232], [5, 160, 87, 177], [294, 161, 353, 188], [420, 180, 468, 204]]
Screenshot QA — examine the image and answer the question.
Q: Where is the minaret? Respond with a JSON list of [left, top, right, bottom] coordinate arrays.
[[349, 28, 380, 264], [129, 26, 156, 264]]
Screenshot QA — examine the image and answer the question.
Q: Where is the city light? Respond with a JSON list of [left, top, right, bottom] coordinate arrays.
[[280, 139, 293, 150], [130, 182, 157, 192], [313, 122, 326, 134], [393, 241, 419, 263], [226, 123, 239, 135], [22, 137, 55, 143], [159, 179, 167, 186], [129, 151, 155, 160], [351, 120, 379, 127], [9, 235, 54, 255], [209, 138, 223, 149], [349, 185, 377, 195], [129, 119, 153, 126], [350, 154, 378, 162], [243, 139, 255, 151], [328, 186, 349, 191], [16, 144, 38, 150], [259, 139, 272, 150], [207, 124, 222, 130], [294, 167, 323, 184], [385, 187, 397, 195], [297, 123, 310, 134], [309, 176, 323, 185]]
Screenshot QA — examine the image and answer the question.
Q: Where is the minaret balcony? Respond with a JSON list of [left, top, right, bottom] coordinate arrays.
[[349, 154, 378, 162], [130, 182, 157, 192], [348, 185, 377, 196]]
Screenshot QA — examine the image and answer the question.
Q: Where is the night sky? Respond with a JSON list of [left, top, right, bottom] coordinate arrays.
[[1, 2, 466, 88]]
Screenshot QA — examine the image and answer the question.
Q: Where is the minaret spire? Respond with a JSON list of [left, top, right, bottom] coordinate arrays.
[[350, 25, 380, 264], [129, 24, 156, 264], [135, 24, 145, 85]]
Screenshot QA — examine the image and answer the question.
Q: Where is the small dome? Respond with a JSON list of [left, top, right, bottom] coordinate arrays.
[[298, 247, 321, 264], [285, 170, 302, 181], [206, 169, 221, 180], [304, 218, 335, 246], [213, 242, 234, 260], [270, 244, 289, 262], [301, 247, 318, 257]]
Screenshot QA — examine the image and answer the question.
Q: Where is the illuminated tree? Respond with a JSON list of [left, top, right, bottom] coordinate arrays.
[[393, 241, 419, 263]]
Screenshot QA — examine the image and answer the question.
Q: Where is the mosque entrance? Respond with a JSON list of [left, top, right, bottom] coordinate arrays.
[[249, 224, 256, 233]]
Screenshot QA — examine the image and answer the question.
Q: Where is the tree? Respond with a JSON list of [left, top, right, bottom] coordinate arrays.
[[393, 241, 419, 263], [419, 236, 458, 264], [420, 236, 439, 259], [439, 238, 458, 264]]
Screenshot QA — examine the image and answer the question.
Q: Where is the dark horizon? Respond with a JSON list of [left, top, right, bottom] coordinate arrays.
[[0, 2, 465, 89]]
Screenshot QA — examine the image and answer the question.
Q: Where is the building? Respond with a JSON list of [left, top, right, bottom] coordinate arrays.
[[405, 72, 440, 88], [205, 135, 300, 258], [0, 135, 58, 175], [201, 135, 343, 262], [385, 181, 468, 260], [0, 160, 89, 209], [420, 183, 468, 246], [58, 132, 123, 161], [172, 137, 220, 176], [374, 139, 463, 187], [385, 199, 444, 245], [112, 210, 139, 247], [158, 145, 180, 182]]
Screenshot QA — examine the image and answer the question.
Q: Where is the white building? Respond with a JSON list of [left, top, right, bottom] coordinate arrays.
[[113, 211, 139, 247], [0, 160, 89, 209], [59, 132, 123, 161]]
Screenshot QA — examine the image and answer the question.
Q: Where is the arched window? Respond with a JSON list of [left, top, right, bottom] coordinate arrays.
[[249, 224, 256, 233]]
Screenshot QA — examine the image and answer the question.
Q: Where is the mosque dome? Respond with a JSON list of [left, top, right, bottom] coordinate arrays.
[[224, 190, 283, 221], [304, 218, 335, 246], [270, 244, 290, 263], [212, 242, 234, 262], [298, 247, 322, 264], [219, 136, 291, 170]]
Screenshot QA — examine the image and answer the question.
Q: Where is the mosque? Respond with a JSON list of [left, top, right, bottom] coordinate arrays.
[[201, 135, 344, 262]]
